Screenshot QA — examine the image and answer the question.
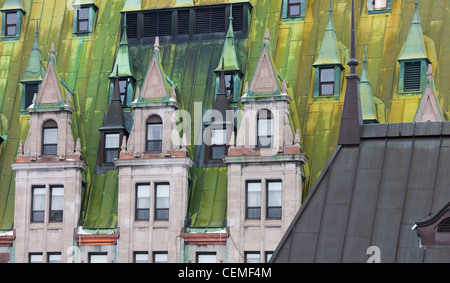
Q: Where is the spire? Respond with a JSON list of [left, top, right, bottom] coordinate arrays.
[[398, 0, 428, 61], [102, 70, 126, 130], [313, 0, 342, 67], [338, 0, 362, 146], [110, 13, 134, 78], [360, 46, 378, 123], [21, 21, 44, 83], [214, 5, 241, 73], [414, 64, 443, 123], [213, 59, 231, 118]]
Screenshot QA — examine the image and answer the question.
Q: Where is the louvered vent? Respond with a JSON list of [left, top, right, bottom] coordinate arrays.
[[25, 83, 39, 109], [404, 61, 421, 92], [195, 7, 226, 34], [143, 12, 172, 38], [232, 5, 244, 32], [438, 218, 450, 233], [126, 13, 138, 39], [177, 10, 190, 35]]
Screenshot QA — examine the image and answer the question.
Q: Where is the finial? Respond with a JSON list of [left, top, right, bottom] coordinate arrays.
[[348, 0, 359, 74], [229, 4, 234, 20], [154, 36, 160, 51], [264, 28, 270, 43], [329, 0, 333, 13], [35, 20, 39, 35], [50, 43, 56, 57]]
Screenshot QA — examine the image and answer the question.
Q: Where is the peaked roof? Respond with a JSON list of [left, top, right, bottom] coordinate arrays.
[[0, 0, 25, 11], [271, 122, 450, 263], [214, 13, 241, 73], [133, 37, 176, 106], [360, 47, 378, 123], [244, 29, 283, 99], [414, 64, 443, 123], [313, 2, 342, 67], [110, 14, 134, 79], [213, 61, 231, 118], [398, 1, 428, 61], [101, 73, 126, 130], [21, 23, 44, 83], [29, 44, 69, 112]]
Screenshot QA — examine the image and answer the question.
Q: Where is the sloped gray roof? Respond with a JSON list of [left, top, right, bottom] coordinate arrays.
[[271, 122, 450, 263]]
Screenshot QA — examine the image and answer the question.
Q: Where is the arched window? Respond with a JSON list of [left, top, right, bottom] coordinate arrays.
[[257, 110, 273, 148], [146, 115, 163, 152], [42, 120, 58, 155]]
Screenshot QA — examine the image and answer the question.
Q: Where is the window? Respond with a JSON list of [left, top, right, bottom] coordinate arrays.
[[136, 184, 150, 221], [368, 0, 392, 14], [24, 83, 39, 110], [265, 252, 273, 263], [146, 116, 163, 152], [373, 0, 387, 9], [32, 186, 45, 223], [104, 133, 121, 163], [143, 11, 172, 38], [50, 186, 64, 222], [246, 181, 262, 219], [195, 7, 226, 34], [287, 0, 302, 17], [134, 252, 149, 263], [245, 252, 261, 263], [211, 128, 227, 160], [155, 183, 170, 221], [177, 10, 190, 36], [89, 253, 108, 263], [48, 253, 62, 263], [257, 110, 273, 148], [319, 68, 335, 96], [119, 79, 128, 105], [126, 13, 138, 39], [153, 252, 168, 263], [225, 74, 234, 97], [267, 181, 282, 219], [404, 61, 422, 92], [5, 12, 17, 36], [29, 253, 43, 263], [42, 120, 58, 155], [196, 252, 216, 263], [77, 7, 90, 33]]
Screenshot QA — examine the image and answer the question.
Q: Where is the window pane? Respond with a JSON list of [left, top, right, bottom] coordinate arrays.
[[321, 84, 334, 96], [48, 254, 62, 263], [211, 129, 226, 145], [44, 128, 58, 145], [147, 141, 162, 152], [258, 119, 273, 137], [137, 185, 150, 209], [78, 8, 90, 20], [135, 253, 148, 263], [247, 182, 261, 206], [267, 182, 282, 207], [33, 188, 46, 211], [30, 254, 43, 263], [289, 5, 300, 16], [90, 254, 107, 263], [6, 12, 17, 25], [156, 184, 170, 209], [211, 146, 226, 160], [147, 124, 163, 141], [374, 0, 387, 9], [246, 253, 260, 263], [197, 253, 216, 263], [320, 68, 335, 82], [78, 20, 89, 32], [105, 134, 120, 149], [154, 253, 168, 263], [6, 26, 16, 36]]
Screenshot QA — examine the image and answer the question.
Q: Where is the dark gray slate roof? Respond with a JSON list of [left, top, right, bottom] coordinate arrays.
[[271, 122, 450, 263]]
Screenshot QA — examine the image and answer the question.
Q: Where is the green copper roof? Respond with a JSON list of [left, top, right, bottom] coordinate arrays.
[[214, 15, 241, 73], [0, 0, 24, 11], [313, 3, 342, 67], [72, 0, 98, 8], [21, 24, 44, 83], [110, 16, 134, 78], [360, 47, 378, 123], [398, 1, 428, 61]]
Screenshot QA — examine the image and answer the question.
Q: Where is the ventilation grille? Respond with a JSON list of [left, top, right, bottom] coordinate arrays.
[[143, 11, 172, 38], [177, 10, 190, 35], [438, 218, 450, 233], [195, 7, 226, 34], [126, 13, 138, 38], [404, 61, 421, 92], [232, 5, 244, 32]]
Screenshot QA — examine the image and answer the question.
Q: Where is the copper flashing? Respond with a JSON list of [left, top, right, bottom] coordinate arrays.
[[181, 228, 229, 245], [74, 228, 120, 246]]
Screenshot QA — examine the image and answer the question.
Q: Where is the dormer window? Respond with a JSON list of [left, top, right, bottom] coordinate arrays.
[[77, 7, 90, 33], [23, 82, 40, 110], [283, 0, 306, 21], [211, 128, 227, 160], [73, 4, 97, 36], [319, 68, 335, 96], [119, 79, 128, 105], [403, 61, 422, 92], [42, 120, 58, 156], [1, 8, 24, 40], [104, 133, 121, 164], [5, 12, 17, 36], [367, 0, 392, 14]]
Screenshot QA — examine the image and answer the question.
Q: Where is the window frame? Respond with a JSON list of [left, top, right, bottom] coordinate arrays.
[[135, 183, 151, 221], [155, 183, 170, 221], [29, 253, 44, 263], [244, 251, 261, 263], [210, 128, 227, 160], [266, 180, 282, 220], [49, 185, 64, 223], [31, 186, 46, 223], [282, 0, 306, 21], [47, 252, 62, 263], [367, 0, 393, 14], [153, 251, 169, 263], [23, 82, 40, 111], [319, 67, 336, 96], [134, 252, 149, 263], [88, 252, 108, 263], [257, 110, 273, 149], [103, 132, 121, 164], [77, 7, 90, 33], [146, 115, 163, 153], [246, 181, 262, 220], [5, 11, 18, 36], [287, 0, 302, 18], [196, 252, 217, 263], [42, 120, 58, 156]]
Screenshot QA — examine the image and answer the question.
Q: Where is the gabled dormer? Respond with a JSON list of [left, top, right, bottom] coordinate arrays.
[[72, 0, 98, 36], [0, 0, 25, 40], [21, 23, 44, 112], [109, 15, 135, 108], [414, 64, 443, 123], [214, 10, 243, 105], [312, 2, 343, 101], [398, 1, 430, 95]]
